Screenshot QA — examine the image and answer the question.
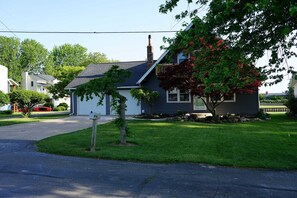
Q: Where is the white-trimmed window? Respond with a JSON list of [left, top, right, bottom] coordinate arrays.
[[193, 96, 207, 110], [167, 88, 191, 103], [222, 93, 236, 102]]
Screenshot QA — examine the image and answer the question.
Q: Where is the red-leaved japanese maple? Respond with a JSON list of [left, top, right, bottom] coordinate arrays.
[[158, 36, 264, 119]]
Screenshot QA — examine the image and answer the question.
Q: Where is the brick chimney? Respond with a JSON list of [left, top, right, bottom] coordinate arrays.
[[147, 35, 154, 68]]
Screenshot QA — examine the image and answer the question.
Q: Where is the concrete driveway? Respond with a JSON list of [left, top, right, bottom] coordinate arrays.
[[0, 116, 297, 197], [0, 116, 114, 140]]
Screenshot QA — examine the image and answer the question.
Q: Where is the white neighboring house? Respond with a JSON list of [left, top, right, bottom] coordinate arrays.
[[0, 65, 19, 110], [289, 74, 297, 97], [21, 72, 70, 108]]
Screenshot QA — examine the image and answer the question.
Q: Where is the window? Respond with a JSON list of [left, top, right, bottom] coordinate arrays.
[[193, 97, 206, 110], [223, 93, 236, 102], [167, 88, 191, 103], [31, 81, 34, 87], [177, 52, 188, 64]]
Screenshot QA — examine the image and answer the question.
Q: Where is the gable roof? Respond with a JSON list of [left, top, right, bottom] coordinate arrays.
[[29, 74, 55, 85], [65, 61, 149, 89], [137, 23, 193, 85]]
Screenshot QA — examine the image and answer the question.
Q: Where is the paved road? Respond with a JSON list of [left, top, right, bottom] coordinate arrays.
[[0, 116, 297, 198]]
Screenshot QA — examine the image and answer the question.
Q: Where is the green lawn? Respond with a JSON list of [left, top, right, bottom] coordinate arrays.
[[0, 114, 69, 126], [36, 114, 297, 169]]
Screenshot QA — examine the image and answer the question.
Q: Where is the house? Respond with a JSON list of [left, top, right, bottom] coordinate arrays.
[[66, 34, 260, 116], [21, 72, 70, 108], [0, 65, 19, 110]]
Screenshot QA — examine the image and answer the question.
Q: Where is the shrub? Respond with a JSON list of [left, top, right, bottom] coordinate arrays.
[[0, 90, 10, 106], [285, 88, 297, 116], [57, 106, 67, 111], [0, 110, 13, 114], [57, 102, 68, 109], [44, 102, 54, 109]]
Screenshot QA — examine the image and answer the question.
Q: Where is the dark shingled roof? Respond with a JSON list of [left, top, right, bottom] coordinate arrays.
[[65, 61, 149, 89]]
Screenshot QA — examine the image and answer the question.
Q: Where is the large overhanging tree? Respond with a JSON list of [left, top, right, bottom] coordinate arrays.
[[48, 66, 85, 99], [75, 65, 131, 145], [160, 0, 297, 84], [158, 29, 264, 119]]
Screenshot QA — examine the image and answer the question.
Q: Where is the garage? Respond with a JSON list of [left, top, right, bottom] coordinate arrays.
[[77, 94, 106, 115], [110, 90, 141, 115]]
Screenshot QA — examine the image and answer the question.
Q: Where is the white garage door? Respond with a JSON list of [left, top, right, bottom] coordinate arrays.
[[77, 94, 106, 115], [110, 90, 141, 115]]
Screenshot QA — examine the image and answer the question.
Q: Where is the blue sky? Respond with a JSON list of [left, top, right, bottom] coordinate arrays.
[[0, 0, 294, 93]]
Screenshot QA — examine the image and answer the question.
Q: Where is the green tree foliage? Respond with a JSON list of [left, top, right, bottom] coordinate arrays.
[[159, 0, 297, 84], [75, 65, 131, 145], [0, 90, 10, 106], [50, 44, 88, 68], [48, 66, 85, 99], [130, 87, 160, 114], [9, 90, 47, 117], [82, 52, 112, 66], [0, 36, 21, 82], [285, 87, 297, 116], [20, 39, 49, 74]]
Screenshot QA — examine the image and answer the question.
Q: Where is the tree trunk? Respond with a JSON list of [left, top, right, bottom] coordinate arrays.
[[119, 98, 127, 145]]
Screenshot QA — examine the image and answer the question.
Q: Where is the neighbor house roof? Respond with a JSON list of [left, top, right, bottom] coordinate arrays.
[[65, 61, 149, 89], [29, 74, 55, 85]]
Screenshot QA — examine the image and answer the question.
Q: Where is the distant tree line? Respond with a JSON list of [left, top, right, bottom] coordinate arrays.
[[0, 35, 115, 83]]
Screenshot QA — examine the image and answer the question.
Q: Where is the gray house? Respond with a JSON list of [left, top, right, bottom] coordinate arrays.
[[66, 34, 259, 116]]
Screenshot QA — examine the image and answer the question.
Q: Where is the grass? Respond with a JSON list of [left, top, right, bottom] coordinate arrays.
[[36, 113, 297, 170], [0, 114, 69, 126]]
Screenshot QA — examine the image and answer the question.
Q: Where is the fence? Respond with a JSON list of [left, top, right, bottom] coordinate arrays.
[[261, 107, 288, 113]]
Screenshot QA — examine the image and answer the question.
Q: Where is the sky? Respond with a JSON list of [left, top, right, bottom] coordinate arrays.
[[0, 0, 295, 93]]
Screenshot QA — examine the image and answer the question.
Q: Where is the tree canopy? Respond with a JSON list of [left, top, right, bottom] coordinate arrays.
[[0, 36, 21, 82], [48, 66, 85, 99], [50, 44, 88, 68], [0, 35, 114, 84], [160, 0, 297, 84], [20, 39, 49, 74]]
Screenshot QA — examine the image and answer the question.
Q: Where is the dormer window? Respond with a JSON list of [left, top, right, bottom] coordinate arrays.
[[177, 52, 188, 64]]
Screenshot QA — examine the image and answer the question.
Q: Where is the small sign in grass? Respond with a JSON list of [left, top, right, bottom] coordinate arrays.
[[37, 113, 297, 170]]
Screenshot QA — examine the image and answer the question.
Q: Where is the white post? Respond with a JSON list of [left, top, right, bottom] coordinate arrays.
[[90, 119, 97, 152], [89, 111, 100, 152]]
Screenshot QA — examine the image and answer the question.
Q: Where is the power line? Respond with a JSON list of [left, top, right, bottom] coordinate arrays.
[[0, 19, 19, 38], [0, 30, 179, 34]]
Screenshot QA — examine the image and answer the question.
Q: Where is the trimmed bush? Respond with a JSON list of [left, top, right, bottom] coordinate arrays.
[[57, 106, 67, 111], [0, 110, 13, 114], [57, 102, 68, 109]]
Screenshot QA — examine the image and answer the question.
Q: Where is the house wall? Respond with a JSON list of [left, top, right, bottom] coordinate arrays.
[[0, 65, 9, 94], [0, 65, 10, 111], [141, 71, 259, 116]]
